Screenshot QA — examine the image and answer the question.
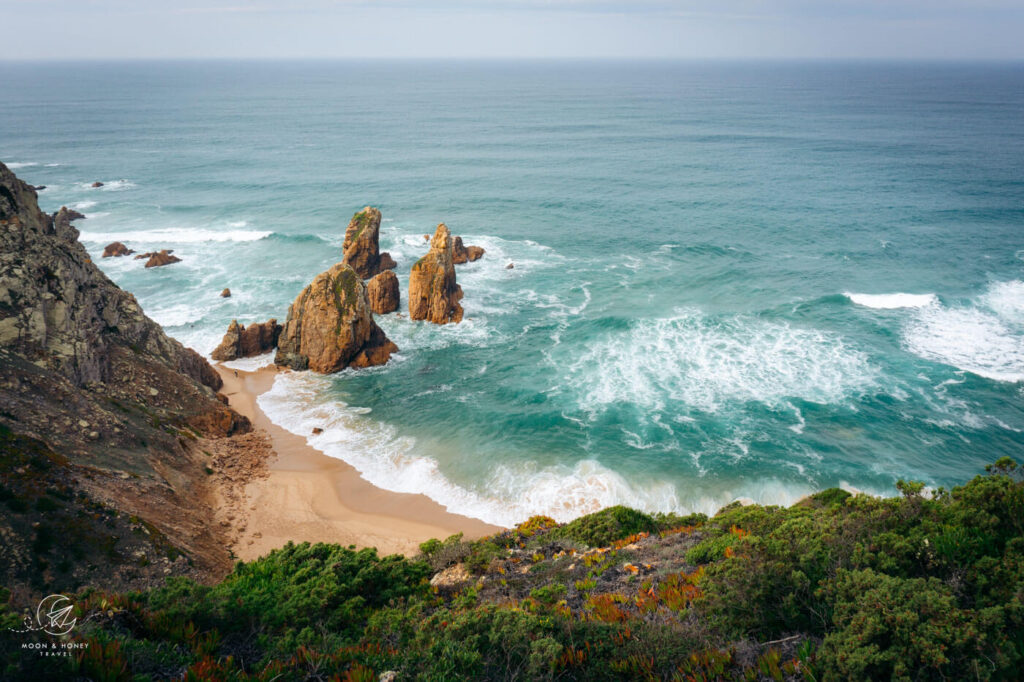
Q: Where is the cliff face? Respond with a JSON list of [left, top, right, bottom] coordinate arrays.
[[0, 161, 251, 598], [0, 163, 219, 392]]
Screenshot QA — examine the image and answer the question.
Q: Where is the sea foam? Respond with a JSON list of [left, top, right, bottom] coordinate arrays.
[[562, 309, 877, 416], [903, 281, 1024, 383], [844, 292, 938, 309], [258, 372, 709, 526]]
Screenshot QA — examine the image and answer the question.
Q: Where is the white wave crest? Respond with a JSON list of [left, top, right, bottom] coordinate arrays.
[[7, 162, 39, 169], [219, 352, 275, 372], [903, 281, 1024, 382], [563, 309, 876, 415], [845, 292, 938, 309], [79, 227, 272, 244], [73, 200, 98, 210]]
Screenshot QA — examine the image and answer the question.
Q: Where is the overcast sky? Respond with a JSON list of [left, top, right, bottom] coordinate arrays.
[[1, 0, 1022, 60]]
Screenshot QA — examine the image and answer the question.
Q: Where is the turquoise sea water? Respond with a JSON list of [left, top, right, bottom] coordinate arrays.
[[3, 61, 1023, 525]]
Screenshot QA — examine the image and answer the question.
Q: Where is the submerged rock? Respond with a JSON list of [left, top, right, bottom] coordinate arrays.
[[211, 319, 282, 361], [274, 262, 397, 373], [91, 181, 104, 188], [366, 270, 400, 314], [103, 241, 134, 258], [452, 235, 485, 264], [143, 250, 181, 268], [341, 206, 396, 279], [408, 223, 463, 324]]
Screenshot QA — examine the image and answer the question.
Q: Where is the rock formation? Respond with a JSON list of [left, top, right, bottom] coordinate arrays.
[[91, 181, 104, 188], [341, 207, 396, 279], [408, 223, 464, 324], [452, 235, 485, 264], [275, 262, 397, 373], [144, 249, 181, 268], [103, 241, 134, 258], [220, 288, 231, 298], [211, 319, 282, 361], [0, 160, 252, 595], [366, 270, 400, 314]]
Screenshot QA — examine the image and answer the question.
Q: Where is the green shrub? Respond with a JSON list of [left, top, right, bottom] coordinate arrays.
[[550, 506, 658, 547]]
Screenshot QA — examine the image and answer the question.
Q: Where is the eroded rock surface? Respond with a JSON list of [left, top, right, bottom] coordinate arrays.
[[211, 319, 282, 361], [0, 160, 253, 596], [408, 223, 464, 324], [341, 207, 396, 279], [452, 235, 485, 264], [275, 262, 397, 373], [366, 270, 400, 314]]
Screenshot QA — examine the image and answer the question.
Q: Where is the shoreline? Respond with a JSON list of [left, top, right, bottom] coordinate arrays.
[[215, 364, 502, 561]]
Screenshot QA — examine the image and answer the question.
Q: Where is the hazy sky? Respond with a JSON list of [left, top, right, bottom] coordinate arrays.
[[2, 0, 1022, 60]]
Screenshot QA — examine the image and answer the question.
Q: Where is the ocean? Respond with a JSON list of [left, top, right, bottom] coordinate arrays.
[[3, 60, 1023, 526]]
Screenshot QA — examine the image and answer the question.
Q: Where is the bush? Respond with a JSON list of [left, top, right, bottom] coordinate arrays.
[[550, 506, 658, 547]]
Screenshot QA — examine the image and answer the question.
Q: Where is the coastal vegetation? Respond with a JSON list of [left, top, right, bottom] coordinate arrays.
[[2, 459, 1021, 680]]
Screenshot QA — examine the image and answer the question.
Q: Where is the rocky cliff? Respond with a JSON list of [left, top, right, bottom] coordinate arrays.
[[274, 262, 398, 373], [0, 161, 252, 598], [341, 207, 396, 279], [408, 224, 464, 324]]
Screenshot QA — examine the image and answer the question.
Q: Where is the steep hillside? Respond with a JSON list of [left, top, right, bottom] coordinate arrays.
[[0, 161, 254, 602]]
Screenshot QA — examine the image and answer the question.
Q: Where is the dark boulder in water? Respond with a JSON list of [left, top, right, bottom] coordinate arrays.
[[220, 288, 231, 298], [103, 241, 134, 258], [143, 249, 181, 268], [91, 181, 104, 188], [452, 235, 485, 265]]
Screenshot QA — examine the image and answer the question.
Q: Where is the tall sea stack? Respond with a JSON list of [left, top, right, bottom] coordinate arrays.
[[408, 223, 464, 324]]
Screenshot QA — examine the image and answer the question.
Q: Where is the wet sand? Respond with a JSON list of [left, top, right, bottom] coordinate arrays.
[[215, 364, 501, 561]]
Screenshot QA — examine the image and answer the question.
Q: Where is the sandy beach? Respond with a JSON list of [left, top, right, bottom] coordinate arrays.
[[215, 364, 501, 561]]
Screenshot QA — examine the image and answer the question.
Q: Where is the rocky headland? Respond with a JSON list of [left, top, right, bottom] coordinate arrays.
[[0, 161, 261, 600], [408, 223, 464, 324]]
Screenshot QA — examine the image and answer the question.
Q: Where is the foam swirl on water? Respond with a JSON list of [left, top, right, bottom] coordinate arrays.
[[562, 309, 877, 416]]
